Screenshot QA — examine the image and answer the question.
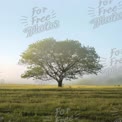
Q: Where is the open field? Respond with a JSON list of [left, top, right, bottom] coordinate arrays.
[[0, 85, 121, 122]]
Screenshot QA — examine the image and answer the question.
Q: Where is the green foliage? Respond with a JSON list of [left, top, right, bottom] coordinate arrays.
[[19, 38, 102, 86]]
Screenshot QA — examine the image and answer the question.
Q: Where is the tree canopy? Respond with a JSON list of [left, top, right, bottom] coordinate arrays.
[[19, 38, 102, 87]]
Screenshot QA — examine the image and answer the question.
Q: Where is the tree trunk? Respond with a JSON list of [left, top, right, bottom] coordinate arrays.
[[58, 80, 63, 87]]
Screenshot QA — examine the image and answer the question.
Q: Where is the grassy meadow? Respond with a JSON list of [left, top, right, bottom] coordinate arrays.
[[0, 85, 121, 122]]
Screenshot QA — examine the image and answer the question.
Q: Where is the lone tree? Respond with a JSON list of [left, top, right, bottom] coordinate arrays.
[[19, 38, 102, 87]]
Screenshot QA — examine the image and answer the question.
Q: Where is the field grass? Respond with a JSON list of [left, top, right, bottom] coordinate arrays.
[[0, 85, 121, 122]]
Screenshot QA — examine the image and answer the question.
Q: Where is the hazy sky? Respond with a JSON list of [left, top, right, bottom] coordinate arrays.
[[0, 0, 122, 84]]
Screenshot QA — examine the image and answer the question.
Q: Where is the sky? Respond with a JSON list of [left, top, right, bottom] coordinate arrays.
[[0, 0, 122, 84]]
